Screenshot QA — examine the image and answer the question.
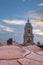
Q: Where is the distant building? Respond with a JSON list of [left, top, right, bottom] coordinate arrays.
[[23, 19, 34, 46], [7, 38, 12, 45]]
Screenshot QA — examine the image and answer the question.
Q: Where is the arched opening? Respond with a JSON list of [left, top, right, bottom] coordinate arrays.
[[27, 38, 31, 43]]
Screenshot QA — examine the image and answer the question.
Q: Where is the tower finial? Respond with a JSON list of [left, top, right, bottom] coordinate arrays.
[[27, 19, 29, 23]]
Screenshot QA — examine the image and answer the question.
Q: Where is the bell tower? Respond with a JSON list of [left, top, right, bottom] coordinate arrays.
[[24, 19, 34, 46]]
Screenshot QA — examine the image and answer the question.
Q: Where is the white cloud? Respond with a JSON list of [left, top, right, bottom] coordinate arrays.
[[26, 10, 43, 20], [30, 20, 43, 36], [2, 19, 43, 36], [0, 25, 14, 32], [3, 19, 26, 25], [33, 29, 43, 35], [22, 0, 31, 2], [38, 3, 43, 6], [31, 20, 43, 26]]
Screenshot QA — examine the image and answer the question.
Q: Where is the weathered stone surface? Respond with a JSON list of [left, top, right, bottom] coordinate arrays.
[[0, 45, 30, 59], [36, 51, 43, 56], [26, 52, 43, 62], [18, 58, 43, 65], [0, 45, 43, 65], [0, 60, 20, 65], [26, 45, 42, 52]]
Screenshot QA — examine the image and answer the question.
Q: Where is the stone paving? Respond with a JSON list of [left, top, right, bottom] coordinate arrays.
[[0, 45, 43, 65]]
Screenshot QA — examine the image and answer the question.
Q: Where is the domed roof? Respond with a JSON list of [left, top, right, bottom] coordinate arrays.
[[0, 45, 43, 65], [25, 19, 32, 28]]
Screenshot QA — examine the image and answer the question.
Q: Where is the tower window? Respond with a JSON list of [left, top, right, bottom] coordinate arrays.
[[28, 29, 30, 33]]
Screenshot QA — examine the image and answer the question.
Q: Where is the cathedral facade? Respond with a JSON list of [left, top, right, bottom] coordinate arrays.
[[24, 19, 34, 46]]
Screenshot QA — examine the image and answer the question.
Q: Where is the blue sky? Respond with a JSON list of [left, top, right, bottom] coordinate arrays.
[[0, 0, 43, 44], [0, 0, 43, 20]]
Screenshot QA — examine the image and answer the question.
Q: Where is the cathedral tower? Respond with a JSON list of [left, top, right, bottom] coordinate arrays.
[[24, 19, 34, 46]]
